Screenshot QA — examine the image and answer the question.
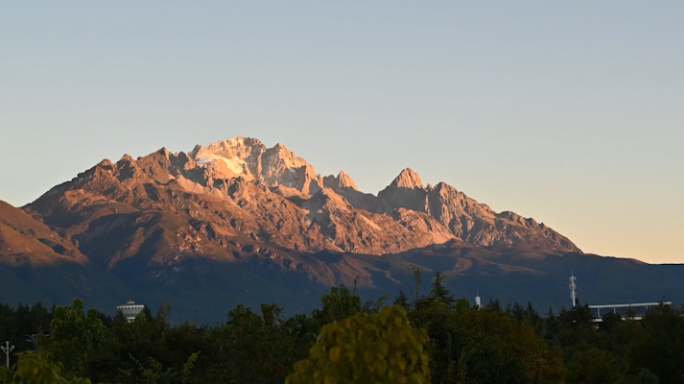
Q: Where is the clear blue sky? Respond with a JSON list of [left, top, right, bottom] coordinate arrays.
[[1, 2, 682, 263]]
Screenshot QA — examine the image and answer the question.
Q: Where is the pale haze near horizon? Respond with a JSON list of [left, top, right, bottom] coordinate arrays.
[[0, 2, 682, 264]]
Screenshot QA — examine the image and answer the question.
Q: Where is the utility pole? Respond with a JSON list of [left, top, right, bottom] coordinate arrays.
[[1, 341, 14, 368]]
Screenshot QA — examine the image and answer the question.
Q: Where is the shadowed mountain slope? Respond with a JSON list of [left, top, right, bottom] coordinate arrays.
[[0, 200, 88, 267]]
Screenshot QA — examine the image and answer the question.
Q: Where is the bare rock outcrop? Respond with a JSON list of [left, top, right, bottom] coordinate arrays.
[[323, 171, 359, 191], [371, 169, 580, 252], [296, 189, 450, 254], [377, 168, 428, 213]]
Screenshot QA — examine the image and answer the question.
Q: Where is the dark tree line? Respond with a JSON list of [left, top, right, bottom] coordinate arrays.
[[0, 271, 682, 383]]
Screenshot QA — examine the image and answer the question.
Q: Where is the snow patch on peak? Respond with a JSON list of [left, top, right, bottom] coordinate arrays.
[[186, 137, 322, 194], [206, 136, 263, 152], [194, 152, 248, 176]]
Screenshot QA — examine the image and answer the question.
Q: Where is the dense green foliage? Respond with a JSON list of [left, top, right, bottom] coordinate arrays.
[[0, 272, 682, 383], [287, 306, 430, 384]]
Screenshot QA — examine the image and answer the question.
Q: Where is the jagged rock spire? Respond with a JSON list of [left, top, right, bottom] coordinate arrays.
[[390, 168, 424, 189]]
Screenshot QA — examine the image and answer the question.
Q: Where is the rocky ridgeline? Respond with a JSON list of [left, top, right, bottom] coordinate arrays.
[[11, 136, 578, 273]]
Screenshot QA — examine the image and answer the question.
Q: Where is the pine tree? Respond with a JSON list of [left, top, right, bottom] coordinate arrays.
[[428, 271, 455, 307]]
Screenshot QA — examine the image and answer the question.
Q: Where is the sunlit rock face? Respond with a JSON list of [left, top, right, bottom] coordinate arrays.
[[20, 136, 579, 275], [186, 137, 325, 194]]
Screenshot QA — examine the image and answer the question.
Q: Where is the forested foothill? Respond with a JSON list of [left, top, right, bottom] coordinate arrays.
[[0, 271, 681, 384]]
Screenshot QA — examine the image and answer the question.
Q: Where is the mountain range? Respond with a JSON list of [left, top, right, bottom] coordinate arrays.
[[1, 137, 681, 323]]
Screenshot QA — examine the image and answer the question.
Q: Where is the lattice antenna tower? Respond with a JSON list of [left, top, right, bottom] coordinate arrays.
[[569, 270, 577, 307]]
